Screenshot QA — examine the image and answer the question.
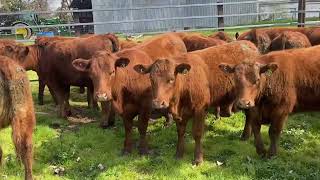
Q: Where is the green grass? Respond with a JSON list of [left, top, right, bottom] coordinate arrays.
[[1, 44, 320, 180]]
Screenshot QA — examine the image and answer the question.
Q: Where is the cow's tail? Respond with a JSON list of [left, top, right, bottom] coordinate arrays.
[[106, 33, 120, 52]]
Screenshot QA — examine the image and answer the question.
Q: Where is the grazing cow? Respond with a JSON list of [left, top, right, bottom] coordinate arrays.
[[1, 34, 120, 121], [134, 40, 259, 165], [0, 56, 36, 180], [269, 31, 311, 52], [120, 38, 139, 49], [182, 34, 227, 52], [219, 45, 320, 158], [72, 32, 187, 155], [209, 31, 233, 42], [237, 27, 320, 53]]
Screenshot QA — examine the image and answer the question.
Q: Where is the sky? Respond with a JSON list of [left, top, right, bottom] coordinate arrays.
[[49, 0, 62, 10]]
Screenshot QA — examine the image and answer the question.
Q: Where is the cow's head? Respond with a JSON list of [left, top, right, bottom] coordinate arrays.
[[0, 44, 39, 70], [219, 62, 278, 109], [72, 51, 129, 102], [134, 59, 191, 109]]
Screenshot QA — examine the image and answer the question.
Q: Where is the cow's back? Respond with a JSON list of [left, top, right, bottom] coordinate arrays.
[[137, 32, 187, 60], [0, 56, 35, 128]]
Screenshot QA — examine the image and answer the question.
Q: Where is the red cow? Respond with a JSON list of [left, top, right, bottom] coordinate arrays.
[[0, 56, 36, 180], [219, 45, 320, 157]]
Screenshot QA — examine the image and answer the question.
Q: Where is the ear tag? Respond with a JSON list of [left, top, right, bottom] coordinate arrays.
[[182, 69, 188, 75], [266, 69, 273, 76]]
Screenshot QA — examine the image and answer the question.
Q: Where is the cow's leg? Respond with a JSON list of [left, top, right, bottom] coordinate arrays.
[[122, 113, 135, 155], [12, 116, 34, 180], [87, 86, 99, 110], [0, 146, 2, 164], [48, 86, 58, 105], [164, 112, 174, 127], [47, 82, 70, 118], [252, 119, 266, 157], [138, 111, 150, 155], [176, 119, 187, 159], [215, 106, 220, 119], [241, 110, 253, 141], [100, 101, 115, 128], [268, 114, 288, 158], [64, 85, 71, 116], [192, 110, 205, 165], [38, 78, 45, 105], [79, 86, 85, 94]]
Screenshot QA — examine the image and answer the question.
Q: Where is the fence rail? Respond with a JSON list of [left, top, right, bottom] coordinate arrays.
[[0, 0, 319, 37]]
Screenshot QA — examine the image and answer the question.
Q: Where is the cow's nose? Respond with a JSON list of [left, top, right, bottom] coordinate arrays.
[[152, 100, 168, 109], [237, 99, 254, 109], [95, 93, 110, 102]]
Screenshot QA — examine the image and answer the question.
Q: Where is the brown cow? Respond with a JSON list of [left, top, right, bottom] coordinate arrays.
[[182, 34, 227, 52], [133, 40, 260, 165], [209, 31, 233, 42], [237, 27, 320, 53], [0, 56, 35, 180], [269, 31, 311, 52], [34, 36, 88, 105], [1, 34, 120, 121], [219, 45, 320, 158], [72, 32, 187, 154]]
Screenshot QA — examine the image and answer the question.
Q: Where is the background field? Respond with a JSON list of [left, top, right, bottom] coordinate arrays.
[[0, 31, 320, 180]]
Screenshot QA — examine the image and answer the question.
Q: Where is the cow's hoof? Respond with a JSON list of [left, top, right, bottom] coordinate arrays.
[[121, 149, 132, 156], [100, 122, 115, 129], [192, 158, 203, 166], [257, 149, 267, 158], [267, 150, 277, 159], [139, 148, 150, 156], [175, 152, 184, 160], [240, 134, 250, 141]]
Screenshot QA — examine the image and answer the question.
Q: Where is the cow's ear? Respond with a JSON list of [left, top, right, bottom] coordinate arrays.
[[72, 59, 91, 72], [219, 63, 235, 73], [115, 57, 130, 68], [133, 64, 151, 74], [175, 63, 191, 75], [259, 63, 278, 75]]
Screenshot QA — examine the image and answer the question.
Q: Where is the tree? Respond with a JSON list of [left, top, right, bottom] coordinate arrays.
[[0, 0, 27, 12]]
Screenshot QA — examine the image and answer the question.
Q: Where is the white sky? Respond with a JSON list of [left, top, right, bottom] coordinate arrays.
[[48, 0, 62, 10]]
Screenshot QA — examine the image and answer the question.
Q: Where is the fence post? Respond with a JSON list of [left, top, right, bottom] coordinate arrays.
[[217, 0, 224, 31], [298, 0, 306, 27]]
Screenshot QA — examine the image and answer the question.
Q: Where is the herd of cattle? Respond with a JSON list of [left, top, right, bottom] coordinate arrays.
[[1, 27, 320, 179]]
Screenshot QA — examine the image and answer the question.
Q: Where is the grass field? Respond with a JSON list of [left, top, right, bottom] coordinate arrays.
[[1, 31, 320, 180]]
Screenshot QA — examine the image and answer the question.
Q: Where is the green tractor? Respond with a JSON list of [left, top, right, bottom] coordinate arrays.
[[0, 12, 72, 39]]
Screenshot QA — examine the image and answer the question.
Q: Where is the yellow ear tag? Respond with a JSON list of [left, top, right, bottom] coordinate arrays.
[[266, 69, 273, 76], [182, 69, 188, 75]]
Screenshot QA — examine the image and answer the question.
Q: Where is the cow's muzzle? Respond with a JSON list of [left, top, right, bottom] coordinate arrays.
[[152, 100, 169, 109], [237, 99, 254, 109], [95, 93, 112, 102]]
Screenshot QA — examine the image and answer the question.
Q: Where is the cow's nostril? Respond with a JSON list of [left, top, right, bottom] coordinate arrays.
[[161, 101, 166, 106]]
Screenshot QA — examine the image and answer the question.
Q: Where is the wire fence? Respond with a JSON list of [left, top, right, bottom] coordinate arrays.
[[0, 0, 319, 42]]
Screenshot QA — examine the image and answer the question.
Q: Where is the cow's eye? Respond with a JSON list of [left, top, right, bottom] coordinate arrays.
[[168, 78, 174, 84]]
